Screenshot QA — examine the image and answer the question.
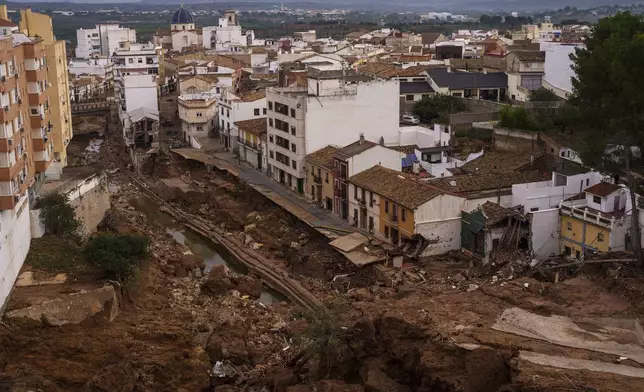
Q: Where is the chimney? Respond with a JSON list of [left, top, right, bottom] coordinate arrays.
[[359, 133, 365, 144], [379, 136, 384, 146]]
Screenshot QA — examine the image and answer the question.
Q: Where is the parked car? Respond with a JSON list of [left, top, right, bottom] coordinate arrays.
[[400, 113, 420, 125]]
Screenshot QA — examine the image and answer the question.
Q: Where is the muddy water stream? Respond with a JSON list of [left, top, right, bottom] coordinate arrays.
[[131, 198, 286, 305]]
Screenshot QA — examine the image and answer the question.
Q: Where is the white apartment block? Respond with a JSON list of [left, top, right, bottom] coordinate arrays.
[[266, 70, 400, 194], [68, 58, 114, 86], [112, 42, 160, 146], [178, 90, 218, 148], [75, 24, 136, 59], [217, 89, 267, 152], [202, 10, 254, 52]]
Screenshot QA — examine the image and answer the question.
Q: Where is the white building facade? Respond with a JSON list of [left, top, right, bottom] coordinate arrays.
[[75, 24, 136, 59], [266, 75, 400, 193], [202, 10, 253, 51]]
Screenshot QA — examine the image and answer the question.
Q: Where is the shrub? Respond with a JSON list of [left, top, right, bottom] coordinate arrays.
[[499, 106, 543, 131], [413, 95, 466, 122], [38, 192, 82, 240], [84, 234, 150, 281]]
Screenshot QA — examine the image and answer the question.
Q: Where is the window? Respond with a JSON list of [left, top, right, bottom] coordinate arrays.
[[598, 233, 605, 242], [254, 108, 260, 116], [593, 195, 601, 204], [128, 58, 133, 63], [452, 92, 462, 97], [196, 126, 203, 132], [226, 109, 230, 117], [196, 112, 203, 117], [401, 209, 406, 222], [586, 179, 590, 186], [384, 200, 389, 213], [567, 222, 573, 231], [384, 226, 390, 238], [138, 58, 143, 64], [269, 118, 273, 127], [291, 143, 296, 153], [292, 160, 297, 169], [354, 185, 358, 199], [269, 150, 274, 158], [290, 108, 295, 118], [530, 207, 539, 212], [325, 172, 329, 183], [564, 246, 572, 256], [520, 74, 543, 91], [269, 134, 273, 143], [290, 125, 296, 135], [263, 108, 267, 115], [268, 102, 273, 110], [405, 94, 414, 101]]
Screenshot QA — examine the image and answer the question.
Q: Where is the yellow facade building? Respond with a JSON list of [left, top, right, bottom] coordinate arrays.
[[559, 182, 629, 259], [304, 145, 338, 211], [19, 8, 73, 175]]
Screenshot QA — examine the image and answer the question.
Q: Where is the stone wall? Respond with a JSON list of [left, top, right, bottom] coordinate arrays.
[[68, 174, 110, 237]]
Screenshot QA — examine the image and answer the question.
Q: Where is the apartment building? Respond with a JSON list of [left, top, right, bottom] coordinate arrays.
[[202, 10, 254, 52], [218, 89, 266, 152], [236, 117, 267, 171], [19, 8, 73, 177], [68, 57, 114, 86], [178, 90, 218, 148], [0, 15, 54, 310], [112, 42, 162, 147], [265, 68, 400, 194], [75, 24, 136, 59]]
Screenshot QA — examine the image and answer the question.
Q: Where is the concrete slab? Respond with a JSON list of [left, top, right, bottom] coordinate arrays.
[[493, 307, 644, 364], [520, 350, 644, 378], [339, 250, 383, 267], [15, 271, 67, 287], [329, 232, 369, 253]]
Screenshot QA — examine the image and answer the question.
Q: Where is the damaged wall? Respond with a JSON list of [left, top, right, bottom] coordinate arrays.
[[70, 174, 111, 237], [416, 194, 466, 256], [0, 197, 32, 314], [529, 208, 560, 260]]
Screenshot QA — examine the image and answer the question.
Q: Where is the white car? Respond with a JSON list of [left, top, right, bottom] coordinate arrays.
[[400, 114, 420, 125]]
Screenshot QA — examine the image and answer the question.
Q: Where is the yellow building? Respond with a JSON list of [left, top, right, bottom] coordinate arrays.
[[559, 182, 629, 259], [19, 8, 72, 176], [235, 118, 267, 171], [304, 146, 338, 211]]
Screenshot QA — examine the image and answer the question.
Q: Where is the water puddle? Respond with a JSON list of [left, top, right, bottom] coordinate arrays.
[[130, 198, 287, 304]]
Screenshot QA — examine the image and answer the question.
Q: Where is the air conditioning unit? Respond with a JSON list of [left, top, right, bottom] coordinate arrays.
[[7, 139, 12, 146], [2, 106, 8, 111]]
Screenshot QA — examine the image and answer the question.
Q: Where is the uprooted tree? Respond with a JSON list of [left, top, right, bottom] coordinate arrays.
[[569, 12, 644, 265]]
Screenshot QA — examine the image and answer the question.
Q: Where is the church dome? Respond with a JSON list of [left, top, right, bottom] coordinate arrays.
[[171, 5, 194, 24]]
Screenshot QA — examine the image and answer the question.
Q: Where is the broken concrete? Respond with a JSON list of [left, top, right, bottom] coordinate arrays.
[[5, 285, 118, 326], [15, 271, 67, 287]]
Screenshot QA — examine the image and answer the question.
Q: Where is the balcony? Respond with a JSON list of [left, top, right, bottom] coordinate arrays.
[[312, 174, 322, 184], [390, 214, 399, 226], [237, 136, 259, 150], [559, 202, 623, 229], [0, 155, 23, 181]]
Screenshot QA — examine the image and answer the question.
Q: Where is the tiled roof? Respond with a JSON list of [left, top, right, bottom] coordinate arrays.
[[239, 90, 266, 102], [429, 170, 548, 194], [400, 81, 434, 94], [305, 145, 339, 170], [479, 201, 514, 225], [0, 19, 17, 27], [348, 165, 442, 209], [460, 152, 537, 175], [358, 63, 429, 79], [511, 50, 546, 62], [333, 139, 377, 160], [584, 182, 621, 197], [387, 144, 418, 154], [234, 118, 267, 136], [421, 32, 443, 44], [427, 68, 508, 89]]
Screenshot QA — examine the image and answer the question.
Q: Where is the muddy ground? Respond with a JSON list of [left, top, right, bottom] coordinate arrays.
[[2, 122, 644, 392]]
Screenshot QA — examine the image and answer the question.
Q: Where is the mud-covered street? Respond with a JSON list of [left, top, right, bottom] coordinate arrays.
[[3, 122, 644, 392]]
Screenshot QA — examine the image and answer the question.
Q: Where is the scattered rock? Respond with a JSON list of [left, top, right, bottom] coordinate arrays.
[[466, 284, 479, 292], [245, 234, 255, 246], [252, 242, 263, 250], [231, 275, 263, 299], [452, 273, 467, 282], [272, 367, 298, 391], [290, 242, 300, 250], [349, 288, 374, 302], [201, 277, 233, 296], [244, 223, 257, 233]]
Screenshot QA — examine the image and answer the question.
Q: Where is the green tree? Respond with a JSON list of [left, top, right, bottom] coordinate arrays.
[[570, 12, 644, 264], [39, 193, 82, 240], [412, 95, 465, 122], [530, 88, 560, 102], [84, 234, 149, 281]]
